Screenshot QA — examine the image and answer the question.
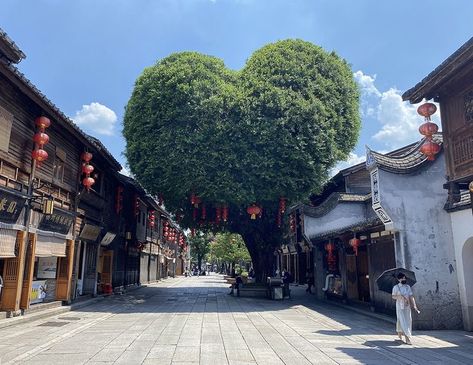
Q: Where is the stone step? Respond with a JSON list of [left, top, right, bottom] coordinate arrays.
[[23, 300, 63, 314]]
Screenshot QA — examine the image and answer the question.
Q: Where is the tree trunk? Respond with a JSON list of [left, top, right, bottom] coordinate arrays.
[[197, 255, 202, 270], [241, 229, 279, 283]]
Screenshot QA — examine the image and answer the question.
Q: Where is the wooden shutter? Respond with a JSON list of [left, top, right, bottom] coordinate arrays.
[[0, 105, 13, 152]]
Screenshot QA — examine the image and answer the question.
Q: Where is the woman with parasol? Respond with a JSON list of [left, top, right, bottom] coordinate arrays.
[[392, 272, 420, 344]]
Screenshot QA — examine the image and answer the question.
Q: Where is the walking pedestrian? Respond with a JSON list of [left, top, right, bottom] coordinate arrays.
[[305, 270, 314, 294], [282, 269, 292, 299], [392, 273, 420, 345]]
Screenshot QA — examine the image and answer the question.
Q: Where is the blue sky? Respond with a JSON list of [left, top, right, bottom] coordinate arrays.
[[2, 0, 472, 173]]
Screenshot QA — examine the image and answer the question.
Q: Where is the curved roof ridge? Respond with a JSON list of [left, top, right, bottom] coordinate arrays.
[[366, 134, 443, 174]]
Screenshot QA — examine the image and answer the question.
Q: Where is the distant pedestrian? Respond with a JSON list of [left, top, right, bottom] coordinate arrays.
[[282, 269, 292, 298], [392, 273, 420, 345], [305, 270, 314, 294]]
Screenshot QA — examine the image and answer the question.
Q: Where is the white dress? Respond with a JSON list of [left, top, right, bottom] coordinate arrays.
[[392, 283, 413, 337]]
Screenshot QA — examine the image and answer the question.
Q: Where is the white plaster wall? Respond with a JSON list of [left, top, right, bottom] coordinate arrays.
[[377, 157, 463, 329], [450, 209, 473, 330]]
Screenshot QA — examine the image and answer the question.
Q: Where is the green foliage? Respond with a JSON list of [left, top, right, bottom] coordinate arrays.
[[209, 233, 251, 266], [188, 233, 211, 267], [123, 40, 360, 227]]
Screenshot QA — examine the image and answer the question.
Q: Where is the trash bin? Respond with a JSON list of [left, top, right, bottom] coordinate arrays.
[[272, 286, 283, 300]]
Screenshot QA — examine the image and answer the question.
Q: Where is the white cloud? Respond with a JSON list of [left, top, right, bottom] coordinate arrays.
[[120, 166, 131, 177], [354, 70, 381, 97], [354, 70, 441, 150], [73, 102, 117, 136], [331, 152, 366, 176]]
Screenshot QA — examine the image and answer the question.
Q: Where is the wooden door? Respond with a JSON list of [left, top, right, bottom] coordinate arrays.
[[20, 233, 36, 309], [101, 250, 113, 286], [346, 255, 358, 300], [356, 247, 370, 302], [56, 240, 75, 301]]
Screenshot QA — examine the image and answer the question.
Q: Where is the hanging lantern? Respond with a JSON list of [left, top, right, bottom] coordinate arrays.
[[417, 102, 437, 118], [349, 235, 361, 256], [31, 148, 48, 162], [222, 205, 228, 222], [325, 241, 337, 271], [278, 197, 287, 214], [419, 121, 439, 140], [420, 140, 441, 161], [134, 196, 140, 216], [148, 210, 155, 227], [247, 204, 261, 220], [417, 102, 441, 160], [289, 214, 296, 232], [82, 177, 95, 190], [276, 212, 282, 228], [81, 151, 93, 162], [33, 132, 49, 146], [35, 116, 51, 130], [82, 164, 94, 175], [32, 116, 51, 167], [215, 206, 222, 224], [190, 193, 201, 207], [201, 204, 206, 220]]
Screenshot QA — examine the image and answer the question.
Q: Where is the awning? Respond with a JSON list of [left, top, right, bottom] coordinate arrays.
[[79, 224, 101, 242], [35, 234, 66, 257], [0, 228, 18, 258]]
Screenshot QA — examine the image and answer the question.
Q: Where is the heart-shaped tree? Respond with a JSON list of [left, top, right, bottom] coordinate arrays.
[[123, 39, 360, 281]]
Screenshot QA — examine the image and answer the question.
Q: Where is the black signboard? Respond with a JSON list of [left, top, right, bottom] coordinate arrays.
[[0, 188, 26, 224], [38, 208, 75, 235]]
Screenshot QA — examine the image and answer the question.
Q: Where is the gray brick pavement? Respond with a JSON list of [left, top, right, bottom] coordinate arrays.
[[0, 274, 472, 365]]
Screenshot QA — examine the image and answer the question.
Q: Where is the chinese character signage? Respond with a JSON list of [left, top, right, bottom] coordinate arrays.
[[0, 189, 26, 224], [370, 168, 394, 230], [38, 209, 75, 235]]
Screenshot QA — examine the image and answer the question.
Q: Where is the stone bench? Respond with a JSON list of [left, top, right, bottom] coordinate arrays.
[[237, 284, 268, 298]]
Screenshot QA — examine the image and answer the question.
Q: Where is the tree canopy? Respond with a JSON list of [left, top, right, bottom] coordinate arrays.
[[123, 39, 360, 279], [209, 233, 251, 267]]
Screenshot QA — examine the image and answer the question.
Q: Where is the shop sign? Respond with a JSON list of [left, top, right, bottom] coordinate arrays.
[[79, 223, 102, 241], [38, 209, 75, 235], [370, 168, 394, 230], [37, 257, 57, 279], [100, 232, 116, 246], [0, 189, 26, 224], [30, 280, 47, 304]]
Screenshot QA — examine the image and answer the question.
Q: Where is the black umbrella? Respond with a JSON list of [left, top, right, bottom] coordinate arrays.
[[376, 267, 416, 294]]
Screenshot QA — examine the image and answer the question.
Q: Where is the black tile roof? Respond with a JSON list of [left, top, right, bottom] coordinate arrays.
[[0, 27, 25, 63], [366, 134, 443, 174], [402, 37, 473, 103], [310, 216, 383, 241], [294, 192, 371, 218]]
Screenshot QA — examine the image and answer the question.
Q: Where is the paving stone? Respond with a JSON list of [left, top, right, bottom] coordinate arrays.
[[2, 274, 473, 365]]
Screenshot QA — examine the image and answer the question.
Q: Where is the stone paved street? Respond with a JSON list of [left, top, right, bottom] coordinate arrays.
[[1, 274, 472, 365]]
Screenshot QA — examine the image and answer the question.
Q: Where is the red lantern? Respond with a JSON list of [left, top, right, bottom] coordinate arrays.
[[190, 193, 201, 207], [82, 177, 95, 190], [35, 116, 51, 130], [82, 164, 95, 175], [148, 210, 155, 227], [81, 151, 93, 162], [325, 241, 337, 271], [215, 206, 222, 224], [115, 185, 124, 214], [417, 102, 437, 118], [31, 148, 48, 162], [276, 212, 282, 228], [247, 204, 261, 220], [222, 205, 228, 222], [419, 121, 439, 140], [420, 140, 441, 161], [349, 237, 361, 256], [279, 197, 287, 214], [289, 214, 296, 232], [33, 132, 49, 146]]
